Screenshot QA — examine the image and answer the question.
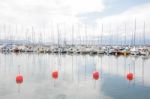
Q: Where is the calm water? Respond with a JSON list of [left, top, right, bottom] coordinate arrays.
[[0, 53, 150, 99]]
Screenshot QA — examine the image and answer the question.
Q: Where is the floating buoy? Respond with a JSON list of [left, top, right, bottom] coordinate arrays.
[[52, 70, 58, 79], [93, 71, 99, 80], [16, 75, 23, 84], [127, 73, 134, 81]]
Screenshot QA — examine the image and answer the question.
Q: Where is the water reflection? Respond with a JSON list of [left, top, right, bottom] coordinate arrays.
[[0, 53, 150, 99]]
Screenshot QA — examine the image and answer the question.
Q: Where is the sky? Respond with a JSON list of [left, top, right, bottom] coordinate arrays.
[[0, 0, 150, 44]]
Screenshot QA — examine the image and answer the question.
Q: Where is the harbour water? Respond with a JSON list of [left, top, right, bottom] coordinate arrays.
[[0, 53, 150, 99]]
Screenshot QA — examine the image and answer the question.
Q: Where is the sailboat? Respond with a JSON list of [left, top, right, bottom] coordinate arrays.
[[139, 22, 149, 56], [97, 24, 105, 54], [130, 20, 140, 55], [117, 24, 130, 56]]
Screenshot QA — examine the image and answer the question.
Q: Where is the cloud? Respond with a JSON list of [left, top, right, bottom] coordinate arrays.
[[0, 0, 149, 43], [97, 3, 150, 25], [0, 0, 105, 26], [96, 3, 150, 40], [0, 0, 106, 41]]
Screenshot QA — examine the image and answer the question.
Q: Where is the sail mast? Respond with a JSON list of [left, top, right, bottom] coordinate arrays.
[[133, 19, 136, 47], [124, 23, 126, 46], [101, 24, 103, 46], [143, 22, 145, 46]]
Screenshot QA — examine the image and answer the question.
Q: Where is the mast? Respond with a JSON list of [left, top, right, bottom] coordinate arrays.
[[98, 25, 100, 47], [51, 21, 54, 46], [72, 24, 74, 47], [143, 22, 145, 46], [84, 24, 87, 47], [21, 25, 24, 45], [133, 19, 136, 47], [78, 23, 81, 46], [57, 24, 60, 48], [109, 24, 111, 46], [63, 23, 66, 47], [43, 26, 46, 46], [124, 23, 127, 46], [4, 24, 6, 41], [25, 28, 29, 46], [31, 26, 35, 45], [8, 24, 11, 44], [15, 24, 17, 42], [116, 25, 119, 46], [101, 24, 103, 47]]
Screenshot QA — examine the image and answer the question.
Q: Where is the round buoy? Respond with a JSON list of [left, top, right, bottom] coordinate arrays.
[[52, 70, 58, 79], [127, 73, 134, 81], [93, 71, 99, 80], [16, 75, 23, 84]]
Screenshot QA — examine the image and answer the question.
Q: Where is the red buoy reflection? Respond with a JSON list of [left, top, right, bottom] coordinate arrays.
[[52, 70, 58, 79], [93, 71, 99, 80], [16, 66, 24, 93], [127, 73, 134, 81]]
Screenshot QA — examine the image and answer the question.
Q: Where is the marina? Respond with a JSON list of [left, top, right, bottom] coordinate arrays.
[[0, 44, 150, 56], [0, 0, 150, 99]]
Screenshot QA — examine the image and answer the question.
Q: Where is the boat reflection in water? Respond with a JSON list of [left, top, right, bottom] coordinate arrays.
[[0, 53, 150, 99]]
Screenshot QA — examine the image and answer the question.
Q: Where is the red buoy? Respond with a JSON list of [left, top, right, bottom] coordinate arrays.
[[127, 73, 134, 81], [52, 70, 58, 79], [93, 71, 99, 80], [16, 75, 23, 84]]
